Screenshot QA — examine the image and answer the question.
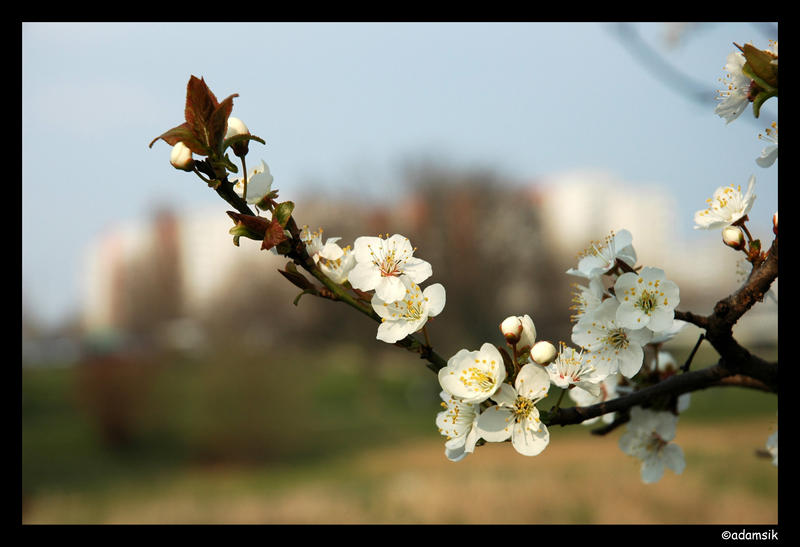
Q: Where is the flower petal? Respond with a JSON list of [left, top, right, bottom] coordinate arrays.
[[423, 283, 446, 317], [347, 262, 381, 292], [511, 421, 550, 456], [476, 406, 514, 442]]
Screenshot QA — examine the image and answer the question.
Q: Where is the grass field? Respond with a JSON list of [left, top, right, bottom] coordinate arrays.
[[21, 343, 779, 524]]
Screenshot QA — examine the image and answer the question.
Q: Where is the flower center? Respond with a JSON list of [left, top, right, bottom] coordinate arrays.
[[635, 289, 658, 315], [459, 365, 496, 393], [604, 328, 630, 350], [645, 432, 669, 454], [367, 236, 412, 278], [513, 395, 534, 423]]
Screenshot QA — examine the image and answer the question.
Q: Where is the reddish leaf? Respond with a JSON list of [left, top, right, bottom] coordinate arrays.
[[227, 211, 269, 238], [262, 216, 290, 251], [208, 93, 238, 153], [148, 122, 208, 155]]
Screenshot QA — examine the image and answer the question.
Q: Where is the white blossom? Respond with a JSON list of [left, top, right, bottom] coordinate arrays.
[[349, 234, 432, 303], [694, 175, 757, 230], [545, 342, 609, 396], [436, 391, 482, 462], [715, 50, 751, 124], [569, 277, 606, 323], [756, 122, 778, 168], [614, 267, 680, 333], [438, 343, 506, 405], [572, 298, 653, 378], [619, 406, 685, 484], [300, 225, 344, 264], [476, 363, 551, 456], [318, 245, 356, 285], [567, 229, 636, 280], [233, 159, 274, 205], [765, 429, 778, 467], [372, 277, 445, 344]]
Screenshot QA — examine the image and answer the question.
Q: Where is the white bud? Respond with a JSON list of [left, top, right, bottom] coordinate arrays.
[[517, 314, 537, 354], [530, 341, 557, 365], [722, 226, 745, 250], [500, 316, 523, 344], [225, 116, 250, 139], [169, 142, 194, 171]]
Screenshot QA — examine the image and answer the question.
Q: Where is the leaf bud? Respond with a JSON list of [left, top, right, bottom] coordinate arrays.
[[773, 212, 778, 235]]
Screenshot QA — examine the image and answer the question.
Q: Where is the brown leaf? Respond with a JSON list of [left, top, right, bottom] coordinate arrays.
[[261, 216, 290, 251]]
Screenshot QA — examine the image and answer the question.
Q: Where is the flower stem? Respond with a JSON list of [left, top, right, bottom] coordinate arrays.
[[552, 388, 567, 412], [422, 325, 432, 349], [240, 155, 248, 202], [733, 216, 754, 243]]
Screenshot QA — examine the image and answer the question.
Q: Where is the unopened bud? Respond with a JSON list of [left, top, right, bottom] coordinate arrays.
[[722, 226, 746, 250], [226, 116, 250, 157], [773, 212, 778, 235], [170, 142, 194, 171], [500, 316, 523, 344], [530, 341, 557, 366]]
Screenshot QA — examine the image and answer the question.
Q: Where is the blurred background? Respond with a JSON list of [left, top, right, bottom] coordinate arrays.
[[21, 22, 778, 524]]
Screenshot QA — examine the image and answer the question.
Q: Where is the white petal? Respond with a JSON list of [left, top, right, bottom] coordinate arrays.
[[515, 363, 551, 399], [661, 444, 685, 474], [641, 458, 666, 483], [444, 445, 467, 462], [376, 320, 412, 344], [491, 382, 517, 406], [352, 236, 382, 263], [617, 344, 645, 378], [423, 283, 446, 317], [476, 406, 514, 442], [402, 257, 433, 284], [347, 262, 381, 292], [511, 421, 550, 456], [647, 308, 675, 333], [319, 240, 344, 261], [616, 304, 648, 330], [374, 276, 406, 303]]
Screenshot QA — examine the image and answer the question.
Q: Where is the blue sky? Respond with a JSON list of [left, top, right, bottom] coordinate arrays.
[[22, 22, 778, 329]]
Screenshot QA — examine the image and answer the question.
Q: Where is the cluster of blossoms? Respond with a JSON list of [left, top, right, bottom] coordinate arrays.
[[298, 229, 446, 345], [433, 229, 691, 483]]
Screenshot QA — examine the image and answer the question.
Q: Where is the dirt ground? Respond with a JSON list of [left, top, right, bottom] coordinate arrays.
[[23, 420, 778, 524]]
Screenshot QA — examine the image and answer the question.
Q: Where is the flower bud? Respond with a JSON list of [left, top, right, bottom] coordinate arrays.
[[722, 226, 745, 250], [773, 212, 778, 235], [225, 116, 250, 157], [530, 341, 557, 366], [169, 142, 194, 171], [500, 316, 523, 344]]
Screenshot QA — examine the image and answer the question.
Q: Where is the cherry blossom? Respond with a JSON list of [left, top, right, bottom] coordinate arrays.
[[619, 406, 685, 484], [438, 343, 506, 405], [476, 363, 551, 456], [371, 277, 445, 344], [436, 391, 482, 462], [567, 229, 637, 280], [349, 234, 433, 303], [694, 175, 756, 230]]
